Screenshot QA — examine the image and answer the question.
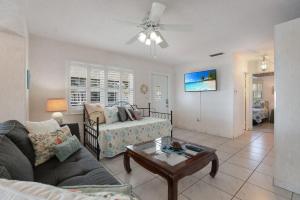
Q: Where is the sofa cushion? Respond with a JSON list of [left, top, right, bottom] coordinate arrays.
[[0, 166, 11, 179], [34, 147, 119, 186], [0, 135, 34, 181], [0, 120, 36, 165]]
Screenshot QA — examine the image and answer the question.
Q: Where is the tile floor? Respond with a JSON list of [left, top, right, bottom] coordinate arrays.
[[101, 126, 299, 200]]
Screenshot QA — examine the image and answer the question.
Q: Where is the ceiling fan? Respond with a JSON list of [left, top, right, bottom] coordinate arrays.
[[118, 2, 192, 49]]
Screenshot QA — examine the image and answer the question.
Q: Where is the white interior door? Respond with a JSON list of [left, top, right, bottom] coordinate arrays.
[[151, 74, 169, 113]]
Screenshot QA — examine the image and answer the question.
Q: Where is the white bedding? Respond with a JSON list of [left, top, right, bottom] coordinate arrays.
[[253, 107, 268, 123]]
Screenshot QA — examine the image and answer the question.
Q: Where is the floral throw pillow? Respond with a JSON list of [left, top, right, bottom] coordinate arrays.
[[28, 126, 72, 166], [104, 107, 119, 124]]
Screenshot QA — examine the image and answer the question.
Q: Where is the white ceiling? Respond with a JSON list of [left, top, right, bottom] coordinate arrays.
[[25, 0, 300, 66]]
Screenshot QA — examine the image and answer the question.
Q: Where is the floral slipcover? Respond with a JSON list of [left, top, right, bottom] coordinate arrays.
[[96, 117, 172, 158]]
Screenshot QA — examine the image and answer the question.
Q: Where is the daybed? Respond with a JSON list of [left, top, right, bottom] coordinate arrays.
[[83, 103, 173, 160]]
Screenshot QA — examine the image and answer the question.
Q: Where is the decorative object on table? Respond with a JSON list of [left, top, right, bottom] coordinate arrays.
[[171, 141, 182, 151], [140, 84, 149, 95], [46, 98, 67, 125]]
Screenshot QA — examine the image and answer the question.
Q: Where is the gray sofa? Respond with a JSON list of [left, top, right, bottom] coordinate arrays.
[[0, 120, 119, 186]]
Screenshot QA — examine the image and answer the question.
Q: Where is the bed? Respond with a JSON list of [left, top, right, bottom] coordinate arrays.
[[252, 100, 269, 124], [83, 102, 173, 160]]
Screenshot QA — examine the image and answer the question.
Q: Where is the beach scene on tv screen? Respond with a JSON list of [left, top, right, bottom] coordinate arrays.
[[185, 70, 217, 91]]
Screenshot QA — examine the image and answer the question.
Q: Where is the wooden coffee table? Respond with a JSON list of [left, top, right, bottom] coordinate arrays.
[[123, 136, 219, 200]]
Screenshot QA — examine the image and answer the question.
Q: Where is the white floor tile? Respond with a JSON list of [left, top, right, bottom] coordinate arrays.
[[202, 172, 244, 195], [220, 162, 253, 180], [237, 183, 289, 200], [248, 172, 292, 199], [183, 181, 233, 200]]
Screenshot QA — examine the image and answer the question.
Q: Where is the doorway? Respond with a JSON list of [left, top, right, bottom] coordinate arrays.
[[151, 74, 169, 113], [245, 72, 274, 132]]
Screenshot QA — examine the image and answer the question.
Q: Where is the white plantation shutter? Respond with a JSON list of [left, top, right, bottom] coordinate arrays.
[[120, 72, 134, 104], [69, 63, 87, 111], [107, 70, 120, 106], [90, 66, 105, 105], [68, 62, 135, 112]]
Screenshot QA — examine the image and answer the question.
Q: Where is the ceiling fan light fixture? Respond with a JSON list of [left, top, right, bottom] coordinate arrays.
[[155, 36, 162, 44], [150, 31, 158, 40], [138, 32, 146, 43], [260, 55, 268, 71], [145, 38, 151, 46]]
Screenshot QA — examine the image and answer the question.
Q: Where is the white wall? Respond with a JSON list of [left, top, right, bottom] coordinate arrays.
[[174, 55, 235, 138], [233, 55, 247, 137], [28, 36, 174, 125], [274, 18, 300, 193]]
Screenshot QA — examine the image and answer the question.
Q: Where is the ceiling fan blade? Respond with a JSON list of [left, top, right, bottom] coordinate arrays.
[[159, 24, 193, 32], [114, 19, 140, 27], [125, 33, 140, 45], [155, 31, 168, 48], [149, 2, 166, 23]]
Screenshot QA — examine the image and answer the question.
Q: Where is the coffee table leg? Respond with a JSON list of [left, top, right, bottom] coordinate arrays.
[[210, 153, 219, 178], [123, 151, 131, 173], [167, 178, 178, 200]]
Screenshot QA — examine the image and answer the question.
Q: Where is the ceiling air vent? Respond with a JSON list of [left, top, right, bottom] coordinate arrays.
[[209, 52, 224, 57]]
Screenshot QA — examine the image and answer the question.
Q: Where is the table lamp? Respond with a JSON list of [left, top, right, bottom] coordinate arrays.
[[46, 98, 67, 125]]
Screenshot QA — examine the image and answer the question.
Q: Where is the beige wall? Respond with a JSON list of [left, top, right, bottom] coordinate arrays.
[[0, 31, 27, 123], [28, 35, 174, 127]]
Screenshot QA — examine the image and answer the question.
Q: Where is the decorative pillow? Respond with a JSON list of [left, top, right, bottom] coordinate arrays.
[[132, 110, 143, 120], [104, 107, 119, 124], [117, 107, 128, 122], [55, 135, 81, 162], [28, 126, 72, 166], [125, 107, 135, 121], [25, 119, 60, 135], [0, 166, 11, 179], [85, 103, 105, 124]]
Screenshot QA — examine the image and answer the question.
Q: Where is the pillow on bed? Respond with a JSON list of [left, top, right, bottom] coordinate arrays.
[[117, 107, 128, 122], [132, 110, 143, 120], [104, 107, 119, 124], [125, 107, 135, 121], [85, 103, 105, 124]]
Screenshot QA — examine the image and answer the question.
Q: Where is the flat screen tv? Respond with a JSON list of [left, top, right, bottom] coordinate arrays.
[[184, 69, 217, 92]]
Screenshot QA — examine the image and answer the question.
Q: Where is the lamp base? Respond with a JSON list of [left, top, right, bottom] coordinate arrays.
[[51, 112, 64, 125]]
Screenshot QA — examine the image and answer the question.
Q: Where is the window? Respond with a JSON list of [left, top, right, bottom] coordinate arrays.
[[67, 62, 134, 113], [69, 63, 87, 110]]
